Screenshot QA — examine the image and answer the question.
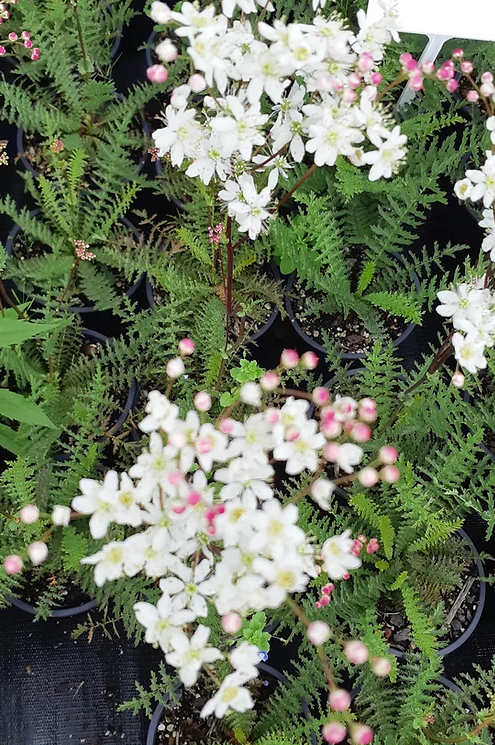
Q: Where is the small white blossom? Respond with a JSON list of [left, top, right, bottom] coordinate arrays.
[[166, 624, 223, 686], [321, 529, 362, 579]]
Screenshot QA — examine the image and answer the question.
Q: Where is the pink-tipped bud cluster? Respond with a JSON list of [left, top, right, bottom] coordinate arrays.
[[204, 503, 225, 535], [146, 64, 168, 83], [323, 722, 347, 744], [208, 223, 224, 245], [74, 239, 95, 261], [31, 47, 40, 61], [314, 582, 334, 609]]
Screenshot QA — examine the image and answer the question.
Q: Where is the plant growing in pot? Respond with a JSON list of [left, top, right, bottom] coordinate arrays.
[[0, 148, 144, 315], [31, 341, 407, 743], [0, 0, 154, 179]]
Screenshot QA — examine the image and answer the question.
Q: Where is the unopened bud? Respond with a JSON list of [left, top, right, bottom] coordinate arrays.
[[329, 689, 351, 712], [323, 722, 347, 744], [379, 445, 398, 464], [280, 349, 299, 369], [188, 73, 206, 92], [27, 541, 48, 566], [313, 387, 331, 406], [351, 724, 374, 744], [178, 338, 195, 356], [301, 351, 319, 370], [380, 465, 400, 483], [344, 640, 369, 664], [358, 467, 379, 487], [221, 612, 243, 634], [452, 371, 465, 388], [260, 372, 279, 391], [371, 657, 392, 677], [166, 357, 185, 379], [4, 554, 23, 574], [20, 504, 39, 524], [52, 505, 71, 526], [307, 620, 331, 646], [146, 64, 169, 83], [194, 391, 212, 412]]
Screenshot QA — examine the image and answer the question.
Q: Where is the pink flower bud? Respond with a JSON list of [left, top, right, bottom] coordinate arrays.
[[329, 689, 351, 712], [351, 423, 371, 443], [301, 351, 319, 370], [196, 437, 212, 454], [188, 73, 206, 92], [265, 408, 280, 425], [362, 85, 377, 100], [481, 82, 495, 97], [446, 79, 459, 93], [31, 52, 40, 61], [186, 491, 201, 506], [399, 52, 413, 65], [280, 349, 299, 369], [380, 465, 400, 483], [357, 52, 374, 73], [172, 502, 186, 514], [348, 72, 362, 89], [323, 722, 347, 744], [194, 391, 211, 412], [21, 30, 30, 40], [345, 640, 369, 664], [342, 571, 350, 580], [260, 372, 280, 391], [321, 418, 342, 439], [221, 612, 242, 634], [466, 90, 479, 102], [219, 417, 235, 434], [313, 387, 331, 406], [4, 554, 23, 574], [481, 71, 494, 83], [452, 371, 465, 388], [370, 72, 382, 85], [421, 61, 435, 74], [437, 66, 453, 81], [320, 596, 329, 606], [351, 724, 374, 744], [178, 337, 195, 356], [359, 405, 377, 423], [20, 504, 39, 524], [409, 74, 423, 92], [166, 357, 185, 379], [379, 445, 398, 464], [461, 60, 473, 74], [52, 505, 71, 526], [367, 538, 379, 554], [371, 657, 392, 677], [0, 46, 5, 55], [8, 31, 17, 40], [146, 64, 169, 83], [343, 89, 356, 103], [168, 470, 183, 486], [204, 509, 215, 521], [315, 600, 322, 609], [307, 620, 331, 645], [358, 467, 379, 487], [214, 504, 225, 515], [24, 39, 33, 48], [28, 541, 48, 566], [155, 38, 178, 62], [405, 59, 419, 72], [207, 524, 216, 535], [324, 442, 340, 461], [452, 48, 464, 59], [286, 426, 300, 442], [322, 583, 334, 594], [314, 73, 334, 92]]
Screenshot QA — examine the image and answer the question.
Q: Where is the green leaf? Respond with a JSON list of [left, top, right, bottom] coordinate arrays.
[[0, 317, 65, 347], [389, 571, 408, 591], [220, 391, 236, 407], [0, 389, 56, 428], [280, 256, 296, 275], [0, 422, 23, 455], [356, 260, 376, 296], [230, 359, 264, 383], [365, 291, 423, 325], [379, 516, 395, 560]]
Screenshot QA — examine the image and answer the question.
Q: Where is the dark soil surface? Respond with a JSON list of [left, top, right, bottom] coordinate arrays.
[[155, 674, 276, 745], [16, 571, 91, 610], [380, 573, 480, 653]]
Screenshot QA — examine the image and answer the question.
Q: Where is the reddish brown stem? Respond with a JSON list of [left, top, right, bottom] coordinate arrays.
[[225, 216, 233, 317]]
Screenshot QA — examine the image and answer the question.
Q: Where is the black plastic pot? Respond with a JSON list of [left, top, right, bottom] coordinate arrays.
[[387, 528, 485, 658], [285, 252, 421, 361], [145, 30, 158, 71], [16, 105, 150, 178], [146, 662, 316, 745], [4, 210, 144, 315], [8, 592, 96, 618], [145, 262, 282, 342]]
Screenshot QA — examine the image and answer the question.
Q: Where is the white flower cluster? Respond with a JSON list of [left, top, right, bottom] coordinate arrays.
[[73, 355, 398, 718], [436, 277, 495, 373], [150, 0, 406, 238]]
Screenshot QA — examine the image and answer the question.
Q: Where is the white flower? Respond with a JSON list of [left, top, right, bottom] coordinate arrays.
[[72, 471, 119, 539], [166, 625, 223, 686], [121, 530, 173, 577], [81, 541, 127, 586], [273, 420, 325, 474], [306, 113, 364, 167], [363, 126, 407, 181], [133, 594, 195, 653], [253, 556, 310, 607], [152, 105, 201, 167], [230, 642, 260, 679], [270, 112, 306, 163], [185, 133, 231, 185], [222, 0, 256, 18], [452, 332, 487, 374], [241, 43, 292, 104], [321, 530, 362, 579], [454, 178, 473, 201], [335, 443, 363, 474], [194, 423, 228, 471], [211, 97, 268, 160], [227, 412, 275, 461], [51, 505, 71, 526], [354, 92, 388, 148], [150, 1, 172, 24], [219, 174, 272, 239], [129, 432, 179, 496], [310, 478, 335, 510], [436, 284, 488, 327], [172, 3, 227, 42], [487, 116, 495, 144], [249, 501, 305, 558], [159, 558, 213, 618], [200, 672, 254, 718], [215, 493, 258, 546], [240, 382, 261, 407], [215, 457, 274, 502], [466, 154, 495, 208], [156, 38, 178, 63], [140, 391, 180, 433]]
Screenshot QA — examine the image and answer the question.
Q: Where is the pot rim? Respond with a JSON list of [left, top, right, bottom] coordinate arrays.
[[4, 209, 144, 313], [8, 593, 97, 618], [284, 251, 421, 360], [146, 661, 316, 745]]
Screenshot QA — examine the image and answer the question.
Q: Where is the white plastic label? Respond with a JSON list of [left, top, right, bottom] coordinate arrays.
[[367, 0, 495, 42]]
